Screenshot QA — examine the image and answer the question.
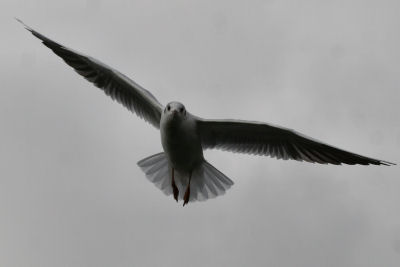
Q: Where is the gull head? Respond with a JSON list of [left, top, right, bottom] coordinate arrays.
[[163, 101, 187, 122]]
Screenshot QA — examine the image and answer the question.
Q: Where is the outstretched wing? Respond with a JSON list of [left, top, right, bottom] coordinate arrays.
[[197, 119, 394, 166], [18, 19, 163, 128]]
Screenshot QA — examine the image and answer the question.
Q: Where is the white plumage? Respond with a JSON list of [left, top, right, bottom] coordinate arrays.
[[138, 153, 233, 202]]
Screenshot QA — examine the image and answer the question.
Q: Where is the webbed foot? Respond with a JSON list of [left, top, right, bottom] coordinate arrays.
[[171, 168, 179, 202], [183, 172, 192, 207]]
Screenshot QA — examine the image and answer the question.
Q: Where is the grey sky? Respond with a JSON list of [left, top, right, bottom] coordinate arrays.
[[1, 0, 399, 266]]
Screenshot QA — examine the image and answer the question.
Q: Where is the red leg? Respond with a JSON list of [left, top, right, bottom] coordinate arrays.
[[171, 168, 179, 202], [183, 171, 192, 207]]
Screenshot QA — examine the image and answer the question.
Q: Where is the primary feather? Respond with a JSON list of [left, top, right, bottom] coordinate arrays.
[[16, 18, 163, 129], [197, 119, 394, 166]]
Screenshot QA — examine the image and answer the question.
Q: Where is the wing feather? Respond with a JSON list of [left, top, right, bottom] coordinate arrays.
[[18, 19, 163, 128], [197, 118, 394, 166]]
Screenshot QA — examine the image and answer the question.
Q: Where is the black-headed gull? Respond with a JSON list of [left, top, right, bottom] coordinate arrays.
[[18, 19, 394, 206]]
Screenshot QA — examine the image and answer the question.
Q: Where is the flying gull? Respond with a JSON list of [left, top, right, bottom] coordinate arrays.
[[18, 19, 394, 206]]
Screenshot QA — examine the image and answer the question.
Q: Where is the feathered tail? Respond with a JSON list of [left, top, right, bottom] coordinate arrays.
[[137, 152, 233, 203]]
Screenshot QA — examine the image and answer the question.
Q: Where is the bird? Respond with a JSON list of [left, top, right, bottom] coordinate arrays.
[[18, 19, 395, 206]]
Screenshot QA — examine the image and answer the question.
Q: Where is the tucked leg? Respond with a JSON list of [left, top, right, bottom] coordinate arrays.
[[183, 171, 192, 207], [171, 168, 179, 202]]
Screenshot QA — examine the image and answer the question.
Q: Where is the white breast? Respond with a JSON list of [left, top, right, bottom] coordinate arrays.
[[160, 113, 204, 171]]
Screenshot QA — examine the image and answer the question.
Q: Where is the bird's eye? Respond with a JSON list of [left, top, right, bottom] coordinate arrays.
[[167, 105, 171, 111], [179, 107, 184, 113]]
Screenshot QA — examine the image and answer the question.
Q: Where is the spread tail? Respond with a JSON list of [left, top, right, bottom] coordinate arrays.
[[137, 152, 234, 203], [137, 152, 173, 196]]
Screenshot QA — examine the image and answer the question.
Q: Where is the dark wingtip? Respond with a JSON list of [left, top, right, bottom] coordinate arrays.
[[15, 17, 32, 32], [380, 160, 396, 166]]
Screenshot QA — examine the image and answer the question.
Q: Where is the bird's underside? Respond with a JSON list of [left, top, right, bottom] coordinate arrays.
[[18, 19, 395, 206]]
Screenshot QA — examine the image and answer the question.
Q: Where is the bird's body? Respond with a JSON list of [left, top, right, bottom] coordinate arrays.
[[160, 102, 203, 172], [18, 19, 394, 206], [159, 102, 207, 204]]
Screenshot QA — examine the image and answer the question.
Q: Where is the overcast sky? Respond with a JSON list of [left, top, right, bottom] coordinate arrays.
[[1, 0, 399, 266]]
